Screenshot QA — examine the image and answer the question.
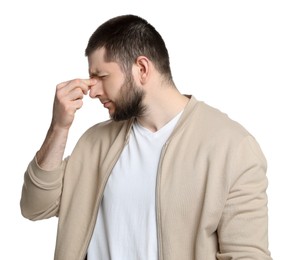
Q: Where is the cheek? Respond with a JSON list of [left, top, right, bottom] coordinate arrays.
[[107, 81, 124, 97]]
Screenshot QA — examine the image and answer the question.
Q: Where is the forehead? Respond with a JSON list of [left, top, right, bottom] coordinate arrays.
[[88, 47, 120, 75], [88, 47, 106, 65]]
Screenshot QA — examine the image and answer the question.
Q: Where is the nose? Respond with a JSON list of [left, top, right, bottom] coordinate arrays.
[[89, 81, 103, 99]]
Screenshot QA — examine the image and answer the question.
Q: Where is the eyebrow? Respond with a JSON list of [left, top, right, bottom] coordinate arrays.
[[89, 70, 107, 78], [89, 71, 99, 78]]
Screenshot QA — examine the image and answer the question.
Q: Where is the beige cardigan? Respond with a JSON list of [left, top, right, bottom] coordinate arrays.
[[21, 96, 272, 259]]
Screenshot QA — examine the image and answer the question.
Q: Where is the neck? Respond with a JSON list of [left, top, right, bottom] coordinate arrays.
[[136, 85, 189, 132]]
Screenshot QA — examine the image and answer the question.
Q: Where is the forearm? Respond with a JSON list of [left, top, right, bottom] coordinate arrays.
[[36, 124, 69, 171]]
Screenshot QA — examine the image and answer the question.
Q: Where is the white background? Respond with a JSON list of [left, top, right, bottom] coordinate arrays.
[[0, 0, 285, 259]]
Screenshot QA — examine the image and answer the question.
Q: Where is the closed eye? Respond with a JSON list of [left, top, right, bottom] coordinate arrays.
[[89, 74, 108, 80]]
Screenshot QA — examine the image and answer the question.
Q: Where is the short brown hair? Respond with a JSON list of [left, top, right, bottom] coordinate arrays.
[[85, 14, 173, 82]]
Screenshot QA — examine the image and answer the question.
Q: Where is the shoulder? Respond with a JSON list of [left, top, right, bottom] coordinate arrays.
[[178, 97, 255, 154], [194, 99, 251, 140]]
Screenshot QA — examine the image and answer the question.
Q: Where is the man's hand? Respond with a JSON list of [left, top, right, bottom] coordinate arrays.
[[52, 78, 97, 130], [36, 78, 97, 170]]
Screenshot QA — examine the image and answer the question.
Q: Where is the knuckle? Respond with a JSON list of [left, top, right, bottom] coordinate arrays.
[[56, 82, 63, 90], [77, 99, 84, 108], [74, 88, 83, 98], [73, 78, 82, 85], [55, 89, 64, 99]]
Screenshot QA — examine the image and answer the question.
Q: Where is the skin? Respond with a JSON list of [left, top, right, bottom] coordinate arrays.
[[36, 47, 189, 171], [89, 48, 146, 121], [36, 78, 97, 170]]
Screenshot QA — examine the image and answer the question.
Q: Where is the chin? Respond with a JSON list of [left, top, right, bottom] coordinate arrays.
[[108, 110, 116, 119]]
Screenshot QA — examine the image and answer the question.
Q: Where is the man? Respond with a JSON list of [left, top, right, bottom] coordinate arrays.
[[20, 14, 272, 260]]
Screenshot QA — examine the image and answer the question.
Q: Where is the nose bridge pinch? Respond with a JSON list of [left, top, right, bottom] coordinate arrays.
[[89, 81, 102, 98]]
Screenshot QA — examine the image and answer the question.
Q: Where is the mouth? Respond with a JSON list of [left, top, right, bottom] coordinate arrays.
[[101, 100, 112, 108]]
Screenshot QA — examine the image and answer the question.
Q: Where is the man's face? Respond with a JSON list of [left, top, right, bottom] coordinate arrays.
[[88, 48, 146, 121]]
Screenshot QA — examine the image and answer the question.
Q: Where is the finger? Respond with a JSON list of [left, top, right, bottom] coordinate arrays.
[[68, 87, 85, 101], [82, 78, 98, 86], [67, 78, 97, 94], [56, 78, 97, 94], [72, 99, 84, 111], [56, 80, 72, 90]]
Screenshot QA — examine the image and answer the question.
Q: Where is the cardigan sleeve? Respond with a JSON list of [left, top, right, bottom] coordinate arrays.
[[216, 136, 272, 259], [20, 155, 68, 221]]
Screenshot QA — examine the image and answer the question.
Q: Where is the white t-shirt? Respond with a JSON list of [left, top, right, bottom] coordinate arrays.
[[87, 112, 182, 260]]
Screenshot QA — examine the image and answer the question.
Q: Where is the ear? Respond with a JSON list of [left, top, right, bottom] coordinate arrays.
[[133, 56, 150, 84]]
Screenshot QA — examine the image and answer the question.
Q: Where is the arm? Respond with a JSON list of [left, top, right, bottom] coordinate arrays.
[[37, 78, 96, 170], [217, 136, 272, 259], [20, 78, 97, 220]]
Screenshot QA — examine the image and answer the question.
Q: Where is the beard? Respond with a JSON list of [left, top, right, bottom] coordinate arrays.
[[111, 76, 146, 121]]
